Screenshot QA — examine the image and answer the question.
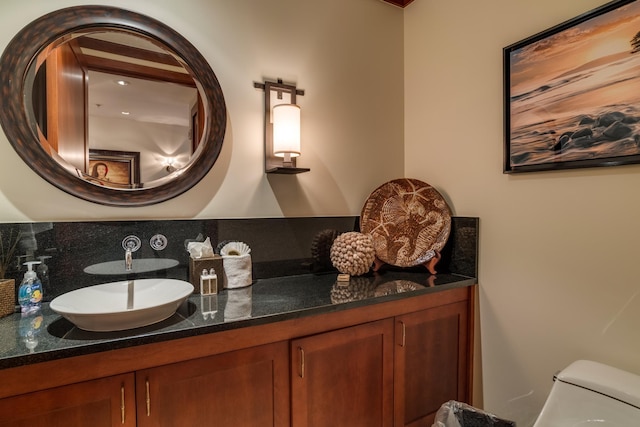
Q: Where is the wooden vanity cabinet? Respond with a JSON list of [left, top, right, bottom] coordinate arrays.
[[135, 341, 290, 427], [291, 319, 395, 427], [289, 296, 472, 427], [0, 373, 136, 427], [0, 343, 288, 427], [0, 284, 475, 426], [394, 300, 471, 427]]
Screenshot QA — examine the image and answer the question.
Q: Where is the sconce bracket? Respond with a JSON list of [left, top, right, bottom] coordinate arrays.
[[255, 79, 310, 174], [266, 166, 310, 174]]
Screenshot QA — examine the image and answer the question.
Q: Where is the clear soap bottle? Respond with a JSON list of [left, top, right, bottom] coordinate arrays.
[[18, 261, 43, 314]]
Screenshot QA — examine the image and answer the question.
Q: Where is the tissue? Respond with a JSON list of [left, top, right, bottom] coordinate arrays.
[[187, 237, 215, 259]]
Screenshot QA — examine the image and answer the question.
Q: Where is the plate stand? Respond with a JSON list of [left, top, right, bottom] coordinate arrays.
[[372, 250, 441, 275]]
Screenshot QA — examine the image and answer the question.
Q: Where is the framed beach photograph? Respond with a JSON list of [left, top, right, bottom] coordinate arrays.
[[87, 149, 141, 188], [504, 0, 640, 173]]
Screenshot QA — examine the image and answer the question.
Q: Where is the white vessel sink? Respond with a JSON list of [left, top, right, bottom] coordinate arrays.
[[83, 258, 179, 275], [50, 278, 194, 332]]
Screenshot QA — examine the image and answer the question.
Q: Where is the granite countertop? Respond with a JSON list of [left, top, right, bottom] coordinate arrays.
[[0, 271, 476, 370]]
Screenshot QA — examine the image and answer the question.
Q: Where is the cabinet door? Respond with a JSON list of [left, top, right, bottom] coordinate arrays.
[[0, 373, 135, 427], [395, 300, 471, 427], [136, 341, 289, 427], [291, 319, 394, 427]]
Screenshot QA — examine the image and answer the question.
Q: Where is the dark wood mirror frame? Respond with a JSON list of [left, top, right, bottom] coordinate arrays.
[[0, 6, 226, 207]]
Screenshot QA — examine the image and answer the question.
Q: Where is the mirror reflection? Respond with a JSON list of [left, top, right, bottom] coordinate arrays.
[[0, 6, 226, 206], [29, 30, 203, 190]]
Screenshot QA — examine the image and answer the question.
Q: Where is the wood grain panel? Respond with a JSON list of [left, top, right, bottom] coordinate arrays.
[[291, 319, 394, 427], [0, 373, 135, 427], [46, 40, 87, 170], [395, 300, 470, 426], [136, 341, 289, 427]]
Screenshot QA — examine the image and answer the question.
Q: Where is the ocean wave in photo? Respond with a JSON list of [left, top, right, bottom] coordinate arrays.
[[507, 3, 640, 168], [509, 53, 640, 167]]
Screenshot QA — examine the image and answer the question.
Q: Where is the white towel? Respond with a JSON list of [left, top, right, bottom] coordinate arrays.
[[222, 254, 252, 289]]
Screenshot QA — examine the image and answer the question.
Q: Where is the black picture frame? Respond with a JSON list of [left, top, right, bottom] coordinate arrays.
[[504, 0, 640, 173]]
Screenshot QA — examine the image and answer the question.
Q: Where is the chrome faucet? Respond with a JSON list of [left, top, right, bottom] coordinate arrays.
[[122, 235, 141, 273], [125, 248, 133, 272]]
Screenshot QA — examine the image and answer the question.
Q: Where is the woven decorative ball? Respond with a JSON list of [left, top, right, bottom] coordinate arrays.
[[329, 232, 375, 276]]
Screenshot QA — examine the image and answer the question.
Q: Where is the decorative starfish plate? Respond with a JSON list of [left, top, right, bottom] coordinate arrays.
[[360, 178, 451, 269]]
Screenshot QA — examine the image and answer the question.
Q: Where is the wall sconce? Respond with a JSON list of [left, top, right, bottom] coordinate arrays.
[[164, 157, 177, 172], [254, 79, 309, 174]]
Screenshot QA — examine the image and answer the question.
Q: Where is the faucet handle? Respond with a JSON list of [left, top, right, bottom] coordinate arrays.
[[150, 234, 168, 251], [122, 235, 141, 253]]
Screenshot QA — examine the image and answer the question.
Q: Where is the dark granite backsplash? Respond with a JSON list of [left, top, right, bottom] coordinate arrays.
[[0, 217, 477, 303]]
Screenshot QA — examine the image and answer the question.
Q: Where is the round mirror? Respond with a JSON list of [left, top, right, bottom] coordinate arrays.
[[0, 6, 226, 206]]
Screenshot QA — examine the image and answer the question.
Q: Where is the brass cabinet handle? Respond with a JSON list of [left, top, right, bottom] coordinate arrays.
[[120, 384, 125, 424], [146, 379, 151, 416], [299, 347, 305, 378], [400, 321, 406, 347]]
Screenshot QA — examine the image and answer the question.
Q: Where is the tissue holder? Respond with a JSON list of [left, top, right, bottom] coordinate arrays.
[[189, 255, 226, 293]]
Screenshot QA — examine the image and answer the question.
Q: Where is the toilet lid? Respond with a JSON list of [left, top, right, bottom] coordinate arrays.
[[556, 360, 640, 409]]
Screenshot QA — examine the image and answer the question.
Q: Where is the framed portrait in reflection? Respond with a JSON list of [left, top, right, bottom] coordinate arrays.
[[87, 149, 140, 188], [504, 0, 640, 173]]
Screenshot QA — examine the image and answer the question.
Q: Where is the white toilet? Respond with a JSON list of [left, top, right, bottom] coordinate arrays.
[[533, 360, 640, 426]]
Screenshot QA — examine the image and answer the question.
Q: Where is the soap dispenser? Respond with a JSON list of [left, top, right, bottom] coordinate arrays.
[[18, 261, 43, 314]]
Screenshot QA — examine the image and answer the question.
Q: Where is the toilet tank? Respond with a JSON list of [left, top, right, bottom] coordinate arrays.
[[533, 360, 640, 426]]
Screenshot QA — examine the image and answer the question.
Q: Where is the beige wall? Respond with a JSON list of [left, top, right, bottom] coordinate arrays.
[[6, 1, 637, 425], [0, 0, 404, 221], [405, 0, 640, 425]]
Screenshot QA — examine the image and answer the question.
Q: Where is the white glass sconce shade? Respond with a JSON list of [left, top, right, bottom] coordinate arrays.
[[272, 104, 301, 158]]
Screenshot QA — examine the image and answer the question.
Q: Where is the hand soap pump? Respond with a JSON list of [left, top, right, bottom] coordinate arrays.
[[18, 261, 43, 314]]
